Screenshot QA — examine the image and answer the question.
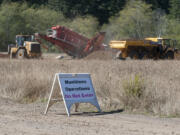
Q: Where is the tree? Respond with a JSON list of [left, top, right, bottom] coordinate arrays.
[[68, 16, 99, 38], [152, 9, 168, 37], [166, 19, 180, 48], [8, 0, 48, 5], [48, 0, 126, 24], [103, 0, 154, 42], [0, 3, 27, 51], [0, 2, 100, 51], [48, 0, 63, 12], [0, 2, 66, 51], [144, 0, 170, 13], [169, 0, 180, 20]]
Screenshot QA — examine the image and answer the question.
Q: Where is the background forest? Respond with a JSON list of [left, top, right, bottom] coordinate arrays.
[[0, 0, 180, 51]]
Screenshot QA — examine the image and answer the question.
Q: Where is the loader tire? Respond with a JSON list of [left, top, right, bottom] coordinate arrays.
[[8, 45, 11, 55], [8, 44, 15, 55], [16, 49, 26, 59], [165, 51, 174, 59], [129, 51, 139, 59]]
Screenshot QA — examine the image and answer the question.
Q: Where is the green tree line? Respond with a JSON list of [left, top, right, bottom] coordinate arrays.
[[0, 0, 180, 51], [1, 0, 177, 24]]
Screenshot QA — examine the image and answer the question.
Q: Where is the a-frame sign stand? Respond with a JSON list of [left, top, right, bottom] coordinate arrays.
[[44, 73, 101, 117], [44, 74, 58, 115]]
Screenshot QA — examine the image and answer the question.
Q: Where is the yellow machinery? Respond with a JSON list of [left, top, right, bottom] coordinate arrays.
[[109, 37, 178, 59], [8, 35, 41, 59]]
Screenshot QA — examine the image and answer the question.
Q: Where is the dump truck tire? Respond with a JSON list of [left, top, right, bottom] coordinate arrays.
[[165, 51, 174, 59], [139, 51, 149, 59], [16, 49, 26, 59], [129, 51, 139, 59]]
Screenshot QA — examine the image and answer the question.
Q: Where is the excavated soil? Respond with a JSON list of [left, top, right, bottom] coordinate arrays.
[[0, 98, 180, 135], [84, 50, 117, 60], [1, 50, 180, 60], [84, 50, 180, 60]]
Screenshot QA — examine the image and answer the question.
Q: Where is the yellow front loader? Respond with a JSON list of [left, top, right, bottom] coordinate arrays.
[[109, 38, 178, 60], [8, 35, 41, 59]]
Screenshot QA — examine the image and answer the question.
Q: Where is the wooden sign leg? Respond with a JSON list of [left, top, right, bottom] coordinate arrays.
[[44, 74, 57, 115]]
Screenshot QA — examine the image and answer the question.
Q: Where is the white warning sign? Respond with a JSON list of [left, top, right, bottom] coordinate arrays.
[[45, 73, 101, 116], [60, 77, 95, 100]]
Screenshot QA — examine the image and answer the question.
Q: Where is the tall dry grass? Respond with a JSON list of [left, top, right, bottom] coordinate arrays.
[[0, 59, 180, 116]]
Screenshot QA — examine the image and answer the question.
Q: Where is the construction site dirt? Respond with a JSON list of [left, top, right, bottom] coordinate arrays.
[[0, 52, 9, 58], [1, 50, 180, 60], [84, 50, 180, 60], [0, 56, 180, 135], [0, 97, 180, 135]]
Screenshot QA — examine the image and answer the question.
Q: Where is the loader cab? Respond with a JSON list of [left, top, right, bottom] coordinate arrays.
[[170, 39, 177, 47], [16, 35, 34, 46]]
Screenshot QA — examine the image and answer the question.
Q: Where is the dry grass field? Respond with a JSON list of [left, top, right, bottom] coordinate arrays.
[[0, 56, 180, 135], [0, 58, 180, 116]]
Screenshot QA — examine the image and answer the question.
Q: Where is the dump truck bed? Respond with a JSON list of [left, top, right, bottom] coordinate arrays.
[[109, 40, 158, 49]]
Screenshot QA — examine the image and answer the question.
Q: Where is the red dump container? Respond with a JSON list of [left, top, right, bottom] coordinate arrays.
[[36, 26, 105, 58]]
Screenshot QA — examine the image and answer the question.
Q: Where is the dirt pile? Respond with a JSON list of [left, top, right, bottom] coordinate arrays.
[[84, 50, 117, 60], [84, 50, 180, 60], [0, 98, 180, 135]]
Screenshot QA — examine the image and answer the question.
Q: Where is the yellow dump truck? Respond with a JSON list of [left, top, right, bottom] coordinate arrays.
[[109, 38, 178, 59], [8, 35, 41, 59]]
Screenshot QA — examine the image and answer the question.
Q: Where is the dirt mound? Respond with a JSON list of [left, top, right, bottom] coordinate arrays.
[[84, 50, 117, 60], [85, 50, 180, 60]]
